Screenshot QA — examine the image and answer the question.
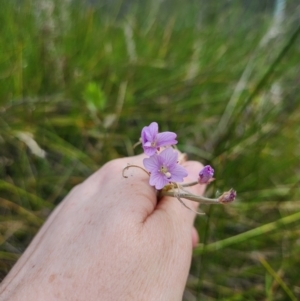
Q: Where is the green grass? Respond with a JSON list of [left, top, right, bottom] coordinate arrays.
[[1, 0, 300, 300]]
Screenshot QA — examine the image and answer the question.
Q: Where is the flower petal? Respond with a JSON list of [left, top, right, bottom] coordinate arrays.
[[143, 146, 157, 156], [149, 172, 168, 190], [159, 148, 178, 168], [156, 132, 177, 147], [141, 122, 158, 144], [169, 164, 188, 183], [143, 155, 159, 172]]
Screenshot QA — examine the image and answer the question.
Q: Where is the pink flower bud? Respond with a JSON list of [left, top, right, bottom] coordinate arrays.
[[198, 165, 214, 184], [218, 189, 236, 204]]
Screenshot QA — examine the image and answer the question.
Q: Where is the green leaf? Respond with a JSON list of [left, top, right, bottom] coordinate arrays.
[[82, 82, 106, 113]]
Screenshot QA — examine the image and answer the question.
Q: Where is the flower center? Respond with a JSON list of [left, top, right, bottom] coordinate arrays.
[[151, 141, 157, 147], [160, 166, 171, 179]]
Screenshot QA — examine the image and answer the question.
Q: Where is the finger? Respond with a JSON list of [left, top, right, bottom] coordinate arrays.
[[78, 153, 158, 217], [192, 226, 199, 248]]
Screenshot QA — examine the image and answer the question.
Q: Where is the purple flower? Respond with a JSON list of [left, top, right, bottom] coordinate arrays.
[[143, 148, 188, 190], [141, 122, 177, 156], [198, 165, 214, 184], [218, 189, 236, 204]]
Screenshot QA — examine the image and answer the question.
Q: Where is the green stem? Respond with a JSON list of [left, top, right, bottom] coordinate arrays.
[[258, 255, 298, 301], [181, 181, 198, 187], [160, 191, 220, 204], [193, 210, 300, 255]]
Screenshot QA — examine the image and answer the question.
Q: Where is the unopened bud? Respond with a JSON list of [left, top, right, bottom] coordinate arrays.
[[218, 189, 236, 204], [198, 165, 214, 184]]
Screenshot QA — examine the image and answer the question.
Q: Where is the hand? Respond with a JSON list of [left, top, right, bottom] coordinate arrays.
[[0, 154, 205, 301]]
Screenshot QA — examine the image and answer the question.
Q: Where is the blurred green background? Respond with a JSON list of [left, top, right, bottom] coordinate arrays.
[[1, 0, 300, 299]]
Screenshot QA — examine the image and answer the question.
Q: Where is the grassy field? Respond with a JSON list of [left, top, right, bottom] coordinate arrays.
[[1, 0, 300, 300]]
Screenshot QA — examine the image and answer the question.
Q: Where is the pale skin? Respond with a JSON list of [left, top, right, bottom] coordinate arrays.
[[0, 154, 205, 301]]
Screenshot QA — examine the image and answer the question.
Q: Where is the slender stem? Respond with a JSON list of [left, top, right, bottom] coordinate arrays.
[[122, 164, 150, 178], [160, 191, 220, 204], [133, 141, 141, 149], [175, 195, 205, 215], [258, 255, 298, 301], [182, 181, 198, 187], [193, 210, 300, 255]]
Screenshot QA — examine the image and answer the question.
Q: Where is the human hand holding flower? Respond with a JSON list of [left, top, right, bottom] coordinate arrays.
[[0, 154, 205, 301], [0, 121, 236, 301]]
